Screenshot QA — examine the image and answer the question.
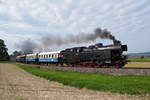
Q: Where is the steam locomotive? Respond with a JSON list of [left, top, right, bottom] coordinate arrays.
[[16, 41, 127, 68]]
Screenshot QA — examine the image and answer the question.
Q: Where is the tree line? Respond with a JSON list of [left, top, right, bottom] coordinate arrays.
[[0, 39, 9, 61]]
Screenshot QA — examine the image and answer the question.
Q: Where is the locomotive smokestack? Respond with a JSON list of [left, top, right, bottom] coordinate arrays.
[[113, 40, 121, 45]]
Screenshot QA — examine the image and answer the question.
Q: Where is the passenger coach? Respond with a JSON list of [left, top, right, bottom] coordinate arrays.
[[38, 51, 60, 64], [26, 53, 38, 63]]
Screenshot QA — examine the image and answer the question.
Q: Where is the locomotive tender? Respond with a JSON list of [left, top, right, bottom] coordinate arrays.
[[16, 41, 127, 68]]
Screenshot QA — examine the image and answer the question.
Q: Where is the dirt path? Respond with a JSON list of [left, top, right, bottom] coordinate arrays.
[[0, 63, 148, 100]]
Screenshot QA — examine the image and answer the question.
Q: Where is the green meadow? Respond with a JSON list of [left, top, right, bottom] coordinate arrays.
[[17, 64, 150, 95], [128, 57, 150, 62]]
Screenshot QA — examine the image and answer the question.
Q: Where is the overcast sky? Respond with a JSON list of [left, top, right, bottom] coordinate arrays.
[[0, 0, 150, 54]]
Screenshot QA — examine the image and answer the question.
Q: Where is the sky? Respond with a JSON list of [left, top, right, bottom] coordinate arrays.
[[0, 0, 150, 54]]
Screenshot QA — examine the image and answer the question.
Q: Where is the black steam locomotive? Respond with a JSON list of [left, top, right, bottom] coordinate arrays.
[[16, 41, 127, 68], [59, 41, 127, 68]]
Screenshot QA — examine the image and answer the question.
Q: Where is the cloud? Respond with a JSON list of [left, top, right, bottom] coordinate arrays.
[[0, 0, 150, 53], [0, 30, 40, 53]]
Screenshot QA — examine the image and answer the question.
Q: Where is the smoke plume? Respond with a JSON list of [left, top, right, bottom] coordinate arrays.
[[41, 28, 118, 46], [16, 39, 38, 54], [16, 27, 118, 54]]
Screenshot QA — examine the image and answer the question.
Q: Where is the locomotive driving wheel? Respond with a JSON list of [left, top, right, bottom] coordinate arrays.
[[115, 62, 121, 68]]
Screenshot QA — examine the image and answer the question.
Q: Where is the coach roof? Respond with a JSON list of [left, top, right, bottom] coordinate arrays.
[[38, 51, 60, 55]]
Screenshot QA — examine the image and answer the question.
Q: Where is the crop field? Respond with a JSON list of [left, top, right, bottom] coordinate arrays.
[[125, 62, 150, 68], [125, 58, 150, 68], [128, 57, 150, 62], [17, 64, 150, 95]]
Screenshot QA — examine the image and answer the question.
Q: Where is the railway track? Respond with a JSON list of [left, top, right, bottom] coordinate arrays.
[[39, 65, 150, 76], [19, 63, 150, 75], [123, 67, 150, 69], [23, 63, 150, 69]]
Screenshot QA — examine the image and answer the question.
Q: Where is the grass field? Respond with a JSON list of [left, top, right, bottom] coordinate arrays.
[[16, 64, 150, 95], [128, 57, 150, 62]]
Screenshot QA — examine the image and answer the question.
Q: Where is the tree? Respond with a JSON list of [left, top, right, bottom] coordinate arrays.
[[10, 50, 23, 61], [140, 56, 144, 59], [0, 39, 9, 61]]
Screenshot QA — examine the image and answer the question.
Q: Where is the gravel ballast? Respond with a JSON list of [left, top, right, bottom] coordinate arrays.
[[40, 65, 150, 75]]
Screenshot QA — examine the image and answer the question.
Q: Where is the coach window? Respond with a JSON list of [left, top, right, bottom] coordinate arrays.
[[73, 49, 77, 52], [77, 49, 80, 53]]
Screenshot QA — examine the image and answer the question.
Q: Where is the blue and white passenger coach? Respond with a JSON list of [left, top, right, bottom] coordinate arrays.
[[38, 51, 60, 63], [26, 53, 38, 63]]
